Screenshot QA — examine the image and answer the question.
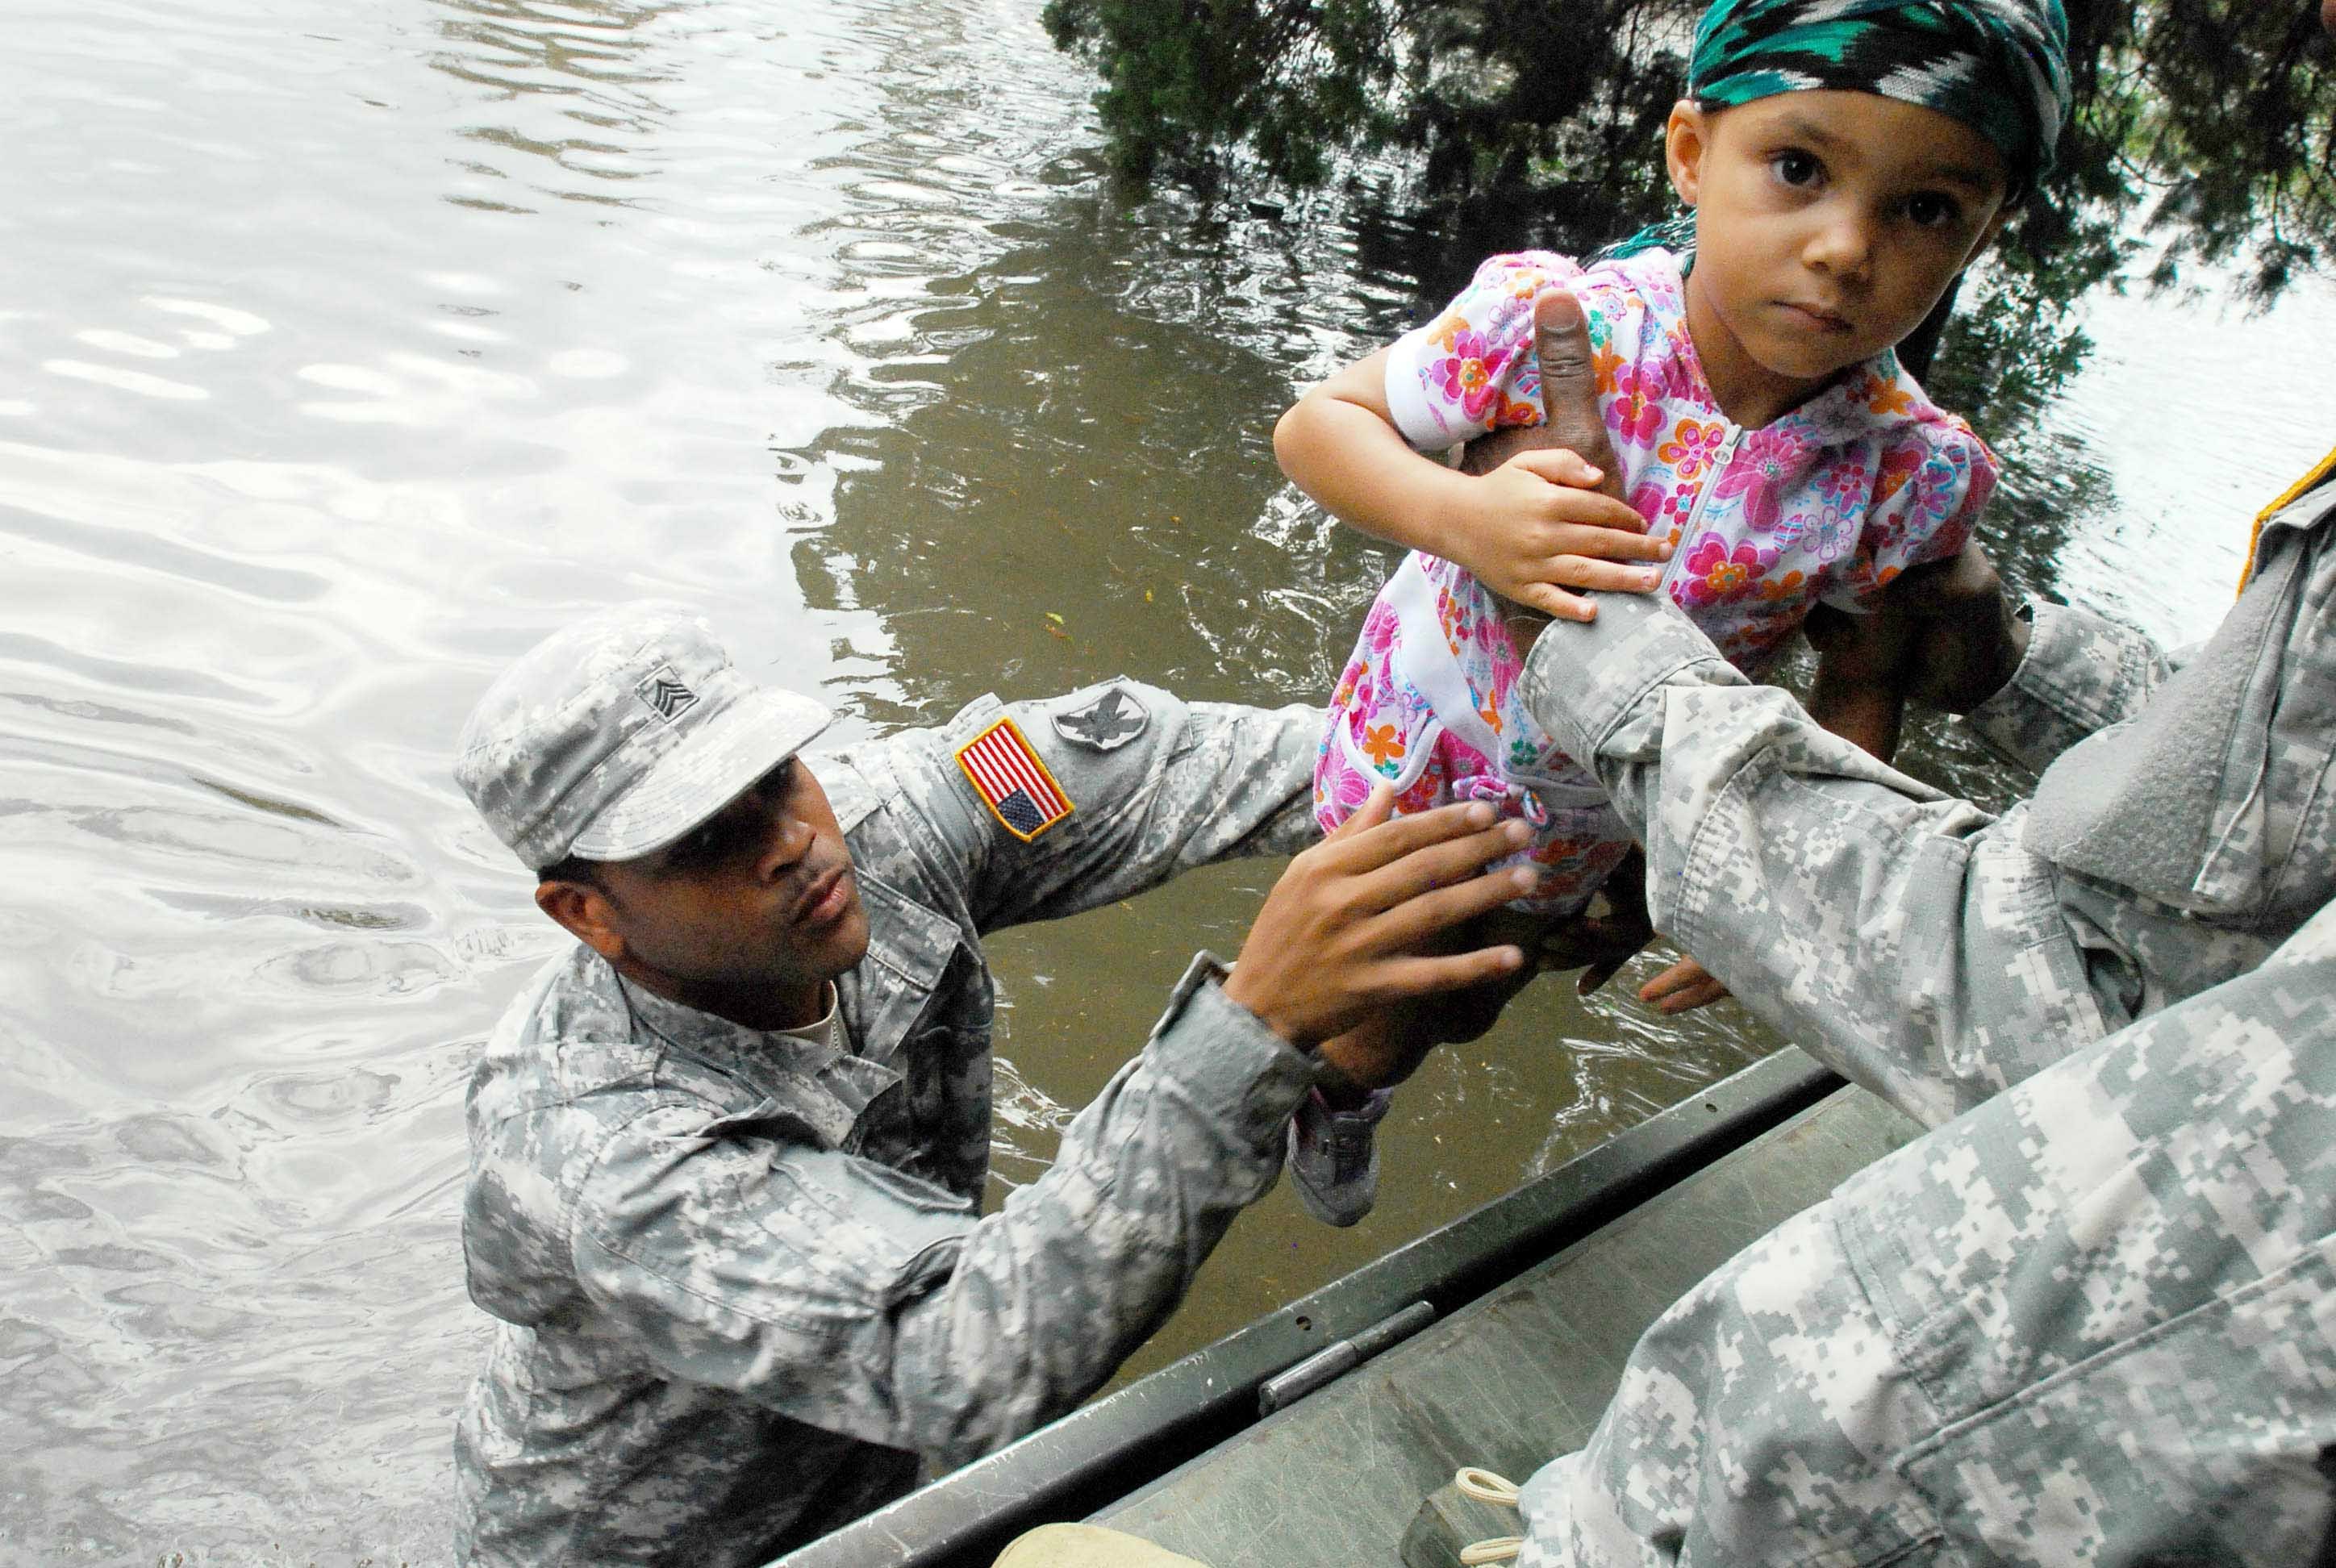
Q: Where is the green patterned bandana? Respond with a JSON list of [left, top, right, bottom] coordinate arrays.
[[1688, 0, 2071, 194]]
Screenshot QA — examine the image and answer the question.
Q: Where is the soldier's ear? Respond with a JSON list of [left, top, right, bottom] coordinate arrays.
[[536, 877, 626, 962]]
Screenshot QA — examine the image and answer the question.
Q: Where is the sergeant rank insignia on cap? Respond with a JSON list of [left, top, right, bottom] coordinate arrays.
[[635, 665, 699, 723], [956, 716, 1073, 841]]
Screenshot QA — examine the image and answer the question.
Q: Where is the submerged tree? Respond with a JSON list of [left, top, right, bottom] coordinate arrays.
[[1042, 0, 2336, 416]]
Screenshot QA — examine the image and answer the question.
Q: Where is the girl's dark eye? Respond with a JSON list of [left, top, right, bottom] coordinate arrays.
[[1904, 191, 1962, 228], [1772, 150, 1821, 187]]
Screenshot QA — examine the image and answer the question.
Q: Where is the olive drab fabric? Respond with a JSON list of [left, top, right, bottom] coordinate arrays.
[[453, 681, 1323, 1567], [1510, 468, 2336, 1565]]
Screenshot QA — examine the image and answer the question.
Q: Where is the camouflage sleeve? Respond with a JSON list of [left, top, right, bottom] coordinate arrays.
[[566, 965, 1312, 1470], [1517, 594, 2108, 1127], [1961, 598, 2172, 775], [1516, 898, 2336, 1568], [895, 678, 1320, 933]]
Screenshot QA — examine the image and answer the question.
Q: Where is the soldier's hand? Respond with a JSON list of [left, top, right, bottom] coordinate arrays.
[[1531, 844, 1656, 995], [1457, 292, 1662, 637], [1880, 537, 2029, 714], [1223, 787, 1535, 1058]]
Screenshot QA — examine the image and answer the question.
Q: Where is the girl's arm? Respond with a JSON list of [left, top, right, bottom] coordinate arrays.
[[1274, 346, 1670, 624]]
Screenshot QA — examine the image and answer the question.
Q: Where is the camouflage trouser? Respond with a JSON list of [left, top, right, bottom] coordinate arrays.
[[1517, 899, 2336, 1568]]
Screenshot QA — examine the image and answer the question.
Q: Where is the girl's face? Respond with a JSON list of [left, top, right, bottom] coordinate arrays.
[[1666, 90, 2009, 423]]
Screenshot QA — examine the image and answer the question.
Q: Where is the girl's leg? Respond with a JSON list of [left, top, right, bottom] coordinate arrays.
[[1292, 911, 1547, 1228], [1315, 908, 1541, 1095]]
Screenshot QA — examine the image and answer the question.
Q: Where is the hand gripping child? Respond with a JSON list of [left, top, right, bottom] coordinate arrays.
[[1274, 0, 2072, 1225]]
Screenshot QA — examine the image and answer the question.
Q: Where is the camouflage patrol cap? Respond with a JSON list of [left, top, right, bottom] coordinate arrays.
[[454, 602, 832, 871]]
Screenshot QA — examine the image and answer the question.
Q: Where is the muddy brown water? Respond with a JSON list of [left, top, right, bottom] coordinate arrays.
[[4, 0, 2331, 1558]]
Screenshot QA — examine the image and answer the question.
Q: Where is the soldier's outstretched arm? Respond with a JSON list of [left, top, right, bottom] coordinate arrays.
[[563, 799, 1533, 1472], [1515, 582, 2113, 1126]]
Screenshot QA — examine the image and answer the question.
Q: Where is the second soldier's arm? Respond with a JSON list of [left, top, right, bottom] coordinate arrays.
[[1529, 896, 2336, 1566], [1516, 588, 2113, 1127]]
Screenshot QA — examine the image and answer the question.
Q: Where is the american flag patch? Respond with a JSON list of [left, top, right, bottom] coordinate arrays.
[[955, 717, 1073, 841]]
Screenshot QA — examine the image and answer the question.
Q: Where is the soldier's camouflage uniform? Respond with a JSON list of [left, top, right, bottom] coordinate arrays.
[[1508, 458, 2336, 1564], [453, 680, 1320, 1567]]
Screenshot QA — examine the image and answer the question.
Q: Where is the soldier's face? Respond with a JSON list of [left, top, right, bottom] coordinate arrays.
[[575, 757, 871, 1028]]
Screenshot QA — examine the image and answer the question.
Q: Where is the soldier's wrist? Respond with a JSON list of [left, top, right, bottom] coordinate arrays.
[[1146, 953, 1316, 1136], [1215, 958, 1304, 1049]]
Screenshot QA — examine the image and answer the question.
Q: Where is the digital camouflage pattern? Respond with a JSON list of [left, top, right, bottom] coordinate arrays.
[[453, 679, 1323, 1567], [1509, 461, 2336, 1562], [1516, 896, 2336, 1566], [1521, 474, 2335, 1129], [2017, 478, 2336, 1019], [454, 603, 834, 870]]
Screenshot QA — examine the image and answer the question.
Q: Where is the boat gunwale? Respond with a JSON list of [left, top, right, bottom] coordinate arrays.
[[774, 1045, 1845, 1568]]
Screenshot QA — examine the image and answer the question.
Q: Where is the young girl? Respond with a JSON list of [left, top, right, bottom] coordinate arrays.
[[1275, 0, 2071, 1224]]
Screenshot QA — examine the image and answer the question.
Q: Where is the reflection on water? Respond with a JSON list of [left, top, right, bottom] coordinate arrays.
[[809, 230, 1338, 722], [1, 0, 2329, 1556]]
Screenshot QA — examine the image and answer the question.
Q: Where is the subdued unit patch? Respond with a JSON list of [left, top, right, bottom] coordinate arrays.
[[1053, 685, 1149, 752]]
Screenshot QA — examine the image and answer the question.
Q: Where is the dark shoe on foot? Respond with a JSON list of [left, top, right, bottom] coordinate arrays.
[[1285, 1084, 1391, 1228]]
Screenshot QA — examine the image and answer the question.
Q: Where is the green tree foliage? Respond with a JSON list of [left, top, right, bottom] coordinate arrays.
[[1041, 0, 1691, 223], [2107, 0, 2336, 299], [1043, 0, 2336, 414]]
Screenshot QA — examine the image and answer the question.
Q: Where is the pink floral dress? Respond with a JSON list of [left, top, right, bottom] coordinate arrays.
[[1316, 247, 1998, 912]]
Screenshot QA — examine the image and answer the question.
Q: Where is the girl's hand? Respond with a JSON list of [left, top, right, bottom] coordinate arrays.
[[1450, 290, 1672, 624], [1447, 448, 1671, 623], [1638, 953, 1730, 1014]]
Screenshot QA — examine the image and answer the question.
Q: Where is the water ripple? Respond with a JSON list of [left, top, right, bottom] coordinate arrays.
[[5, 0, 2330, 1554]]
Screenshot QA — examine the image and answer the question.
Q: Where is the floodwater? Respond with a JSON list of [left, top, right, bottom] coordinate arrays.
[[2, 0, 2330, 1559]]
